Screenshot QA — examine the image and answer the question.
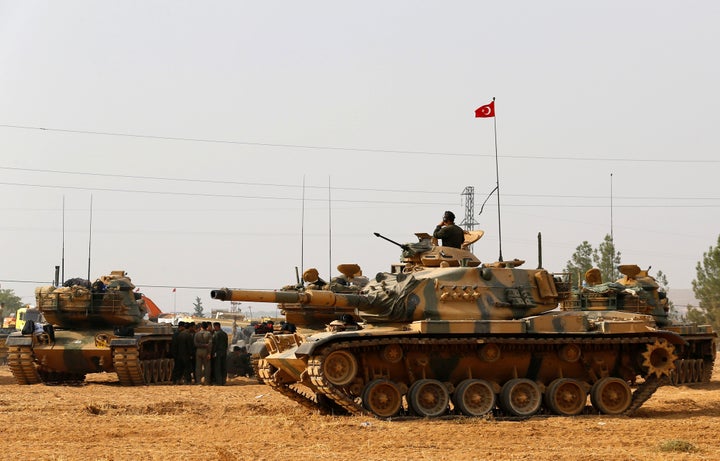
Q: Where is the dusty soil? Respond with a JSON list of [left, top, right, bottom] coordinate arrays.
[[0, 366, 719, 461]]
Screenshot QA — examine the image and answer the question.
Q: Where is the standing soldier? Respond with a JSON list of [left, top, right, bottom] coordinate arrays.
[[212, 322, 229, 385], [194, 321, 213, 385], [173, 322, 194, 384]]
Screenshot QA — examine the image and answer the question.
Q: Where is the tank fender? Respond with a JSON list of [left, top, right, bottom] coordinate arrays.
[[109, 338, 139, 347], [248, 340, 268, 357], [4, 334, 33, 347], [654, 330, 688, 347], [294, 330, 368, 357]]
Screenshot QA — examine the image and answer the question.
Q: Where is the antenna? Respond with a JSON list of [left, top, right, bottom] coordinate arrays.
[[491, 97, 503, 262], [61, 195, 66, 284], [87, 194, 93, 281], [300, 176, 306, 277], [610, 172, 615, 280], [328, 176, 333, 281]]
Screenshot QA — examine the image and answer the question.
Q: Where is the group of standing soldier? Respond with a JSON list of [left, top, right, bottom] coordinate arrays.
[[170, 320, 229, 385]]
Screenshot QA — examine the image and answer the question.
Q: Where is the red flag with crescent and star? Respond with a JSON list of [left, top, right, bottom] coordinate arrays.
[[475, 101, 495, 118]]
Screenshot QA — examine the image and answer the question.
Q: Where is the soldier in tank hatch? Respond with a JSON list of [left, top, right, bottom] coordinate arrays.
[[432, 210, 465, 249]]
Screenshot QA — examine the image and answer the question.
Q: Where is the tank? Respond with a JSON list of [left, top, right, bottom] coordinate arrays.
[[211, 233, 717, 418], [5, 270, 174, 385]]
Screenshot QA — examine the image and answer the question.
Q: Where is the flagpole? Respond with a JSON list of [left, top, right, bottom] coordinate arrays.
[[491, 97, 503, 262]]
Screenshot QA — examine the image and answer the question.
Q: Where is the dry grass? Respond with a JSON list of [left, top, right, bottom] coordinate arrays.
[[0, 366, 719, 461]]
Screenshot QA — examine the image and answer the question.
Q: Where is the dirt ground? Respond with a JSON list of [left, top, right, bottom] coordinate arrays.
[[0, 365, 719, 461]]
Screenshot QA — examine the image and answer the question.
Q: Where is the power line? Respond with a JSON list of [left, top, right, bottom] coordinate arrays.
[[1, 123, 718, 163], [3, 167, 720, 202]]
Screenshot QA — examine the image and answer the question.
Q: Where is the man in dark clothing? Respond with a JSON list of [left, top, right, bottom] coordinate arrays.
[[211, 322, 229, 385], [432, 210, 465, 249], [172, 322, 195, 384]]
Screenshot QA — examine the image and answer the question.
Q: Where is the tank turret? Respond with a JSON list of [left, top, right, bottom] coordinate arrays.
[[212, 263, 568, 323], [562, 264, 672, 326], [36, 270, 148, 328]]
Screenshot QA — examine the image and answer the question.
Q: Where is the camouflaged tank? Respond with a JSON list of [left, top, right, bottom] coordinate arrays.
[[5, 270, 174, 385], [211, 232, 716, 418]]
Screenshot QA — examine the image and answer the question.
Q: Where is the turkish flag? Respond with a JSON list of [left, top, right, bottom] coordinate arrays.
[[475, 101, 495, 118], [172, 288, 176, 293]]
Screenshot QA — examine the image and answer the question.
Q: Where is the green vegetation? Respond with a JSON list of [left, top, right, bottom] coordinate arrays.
[[564, 234, 621, 288], [193, 296, 204, 317], [0, 288, 24, 318], [657, 439, 698, 453], [688, 234, 720, 332]]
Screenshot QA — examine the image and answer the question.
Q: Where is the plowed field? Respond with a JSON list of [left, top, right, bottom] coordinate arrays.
[[0, 366, 718, 461]]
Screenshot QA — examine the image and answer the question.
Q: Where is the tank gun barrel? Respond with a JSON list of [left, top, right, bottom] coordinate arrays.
[[210, 288, 371, 308]]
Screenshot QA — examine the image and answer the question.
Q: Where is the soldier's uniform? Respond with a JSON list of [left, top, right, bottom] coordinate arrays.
[[194, 325, 213, 384]]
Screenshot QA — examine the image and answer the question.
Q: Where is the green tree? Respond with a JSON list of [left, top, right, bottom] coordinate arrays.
[[655, 270, 679, 321], [0, 288, 24, 318], [564, 235, 621, 287], [688, 235, 720, 331], [193, 296, 204, 317], [564, 241, 594, 289], [593, 234, 622, 282]]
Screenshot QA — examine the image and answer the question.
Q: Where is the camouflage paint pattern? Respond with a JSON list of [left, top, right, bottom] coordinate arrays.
[[5, 271, 174, 385], [212, 235, 716, 418]]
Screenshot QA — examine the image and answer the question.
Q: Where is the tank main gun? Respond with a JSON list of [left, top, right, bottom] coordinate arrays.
[[210, 288, 371, 309]]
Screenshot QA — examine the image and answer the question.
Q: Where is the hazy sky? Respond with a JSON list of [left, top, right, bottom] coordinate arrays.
[[1, 1, 718, 315]]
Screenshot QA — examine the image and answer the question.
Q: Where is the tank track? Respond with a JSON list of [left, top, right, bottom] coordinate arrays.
[[624, 375, 666, 415], [308, 341, 366, 415], [258, 359, 346, 415], [304, 334, 681, 417], [6, 344, 41, 384], [251, 355, 264, 384], [113, 346, 174, 385]]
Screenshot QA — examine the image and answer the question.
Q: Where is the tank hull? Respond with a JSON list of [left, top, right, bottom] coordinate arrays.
[[259, 312, 716, 418]]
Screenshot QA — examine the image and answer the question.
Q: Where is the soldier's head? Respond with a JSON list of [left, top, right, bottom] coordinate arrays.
[[443, 211, 455, 224]]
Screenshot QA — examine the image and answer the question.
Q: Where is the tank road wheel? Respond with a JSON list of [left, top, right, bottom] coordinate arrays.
[[453, 379, 496, 417], [322, 350, 358, 386], [142, 361, 152, 384], [362, 379, 402, 418], [590, 377, 632, 415], [408, 379, 450, 418], [545, 378, 587, 416], [641, 338, 678, 379], [500, 378, 542, 417]]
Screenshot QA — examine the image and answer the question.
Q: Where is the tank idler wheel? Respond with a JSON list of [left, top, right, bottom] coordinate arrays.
[[322, 350, 358, 386], [362, 379, 402, 418], [590, 377, 632, 415], [545, 378, 587, 416], [453, 379, 496, 417], [500, 378, 542, 417], [408, 379, 449, 418]]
